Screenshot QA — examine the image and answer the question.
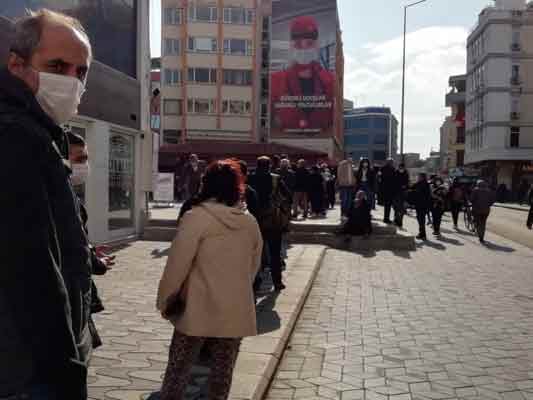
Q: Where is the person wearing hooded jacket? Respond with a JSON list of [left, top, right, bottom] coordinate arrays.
[[470, 180, 496, 243], [157, 160, 263, 400]]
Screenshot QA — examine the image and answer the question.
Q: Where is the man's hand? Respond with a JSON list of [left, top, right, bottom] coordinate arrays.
[[95, 245, 116, 269]]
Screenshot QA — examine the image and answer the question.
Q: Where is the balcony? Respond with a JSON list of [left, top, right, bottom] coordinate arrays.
[[511, 77, 521, 86], [511, 111, 521, 120], [511, 43, 522, 52], [445, 91, 466, 107]]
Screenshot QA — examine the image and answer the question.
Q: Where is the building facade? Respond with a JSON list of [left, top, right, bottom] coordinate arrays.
[[160, 0, 262, 145], [0, 0, 153, 244], [466, 0, 533, 191], [159, 0, 344, 161], [343, 107, 398, 166], [441, 74, 466, 176]]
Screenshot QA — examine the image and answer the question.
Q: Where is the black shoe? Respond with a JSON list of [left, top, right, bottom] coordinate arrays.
[[416, 234, 427, 240], [274, 283, 286, 292], [528, 224, 532, 230], [383, 219, 392, 224]]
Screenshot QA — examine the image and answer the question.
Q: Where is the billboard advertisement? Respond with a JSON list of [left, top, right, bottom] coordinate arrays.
[[1, 0, 137, 78], [271, 0, 338, 138]]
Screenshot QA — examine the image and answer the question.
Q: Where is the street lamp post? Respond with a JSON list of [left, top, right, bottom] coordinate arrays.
[[400, 0, 427, 163]]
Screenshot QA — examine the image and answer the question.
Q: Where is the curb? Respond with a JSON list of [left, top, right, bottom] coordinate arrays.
[[229, 245, 327, 400]]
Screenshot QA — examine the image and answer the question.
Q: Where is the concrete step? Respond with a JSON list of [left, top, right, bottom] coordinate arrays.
[[290, 220, 397, 235], [288, 231, 416, 252], [142, 226, 176, 242], [147, 218, 177, 228]]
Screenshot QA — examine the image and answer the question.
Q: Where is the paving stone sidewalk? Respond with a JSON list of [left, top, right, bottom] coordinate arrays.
[[88, 240, 325, 400], [266, 211, 533, 400]]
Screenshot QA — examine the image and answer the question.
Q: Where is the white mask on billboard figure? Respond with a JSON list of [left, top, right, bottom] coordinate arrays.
[[71, 163, 90, 186], [36, 72, 86, 125], [290, 48, 320, 66]]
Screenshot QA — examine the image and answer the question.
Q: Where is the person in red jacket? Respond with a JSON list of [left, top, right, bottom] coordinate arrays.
[[271, 15, 335, 134]]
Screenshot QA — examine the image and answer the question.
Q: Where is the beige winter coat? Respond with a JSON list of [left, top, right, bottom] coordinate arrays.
[[157, 201, 263, 338]]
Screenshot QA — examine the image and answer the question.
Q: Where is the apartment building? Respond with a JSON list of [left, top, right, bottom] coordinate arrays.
[[160, 0, 262, 145], [343, 107, 398, 166], [466, 0, 533, 190], [1, 1, 153, 244], [159, 0, 344, 165], [441, 74, 466, 176]]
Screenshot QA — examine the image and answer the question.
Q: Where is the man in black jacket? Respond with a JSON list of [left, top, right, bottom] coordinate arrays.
[[380, 158, 398, 224], [0, 9, 93, 399]]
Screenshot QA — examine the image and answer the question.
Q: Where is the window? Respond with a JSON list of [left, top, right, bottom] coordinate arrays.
[[350, 150, 369, 160], [188, 4, 218, 22], [109, 133, 134, 230], [222, 100, 252, 115], [374, 133, 388, 145], [373, 118, 389, 130], [187, 98, 217, 114], [345, 117, 370, 130], [164, 8, 183, 25], [344, 135, 369, 146], [164, 38, 181, 55], [163, 130, 182, 145], [187, 68, 217, 84], [163, 99, 183, 115], [511, 127, 520, 148], [373, 151, 387, 161], [224, 39, 253, 56], [456, 150, 465, 167], [222, 7, 254, 24], [188, 36, 218, 53], [512, 30, 521, 47], [511, 95, 520, 113], [512, 65, 520, 82], [456, 127, 465, 144], [163, 69, 182, 86], [223, 69, 253, 85]]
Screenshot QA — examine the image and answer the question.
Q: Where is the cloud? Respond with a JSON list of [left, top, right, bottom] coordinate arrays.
[[344, 26, 468, 157]]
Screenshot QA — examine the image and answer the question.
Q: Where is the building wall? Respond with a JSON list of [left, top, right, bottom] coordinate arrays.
[[160, 0, 260, 144], [465, 3, 533, 189], [343, 108, 398, 165], [0, 1, 152, 243]]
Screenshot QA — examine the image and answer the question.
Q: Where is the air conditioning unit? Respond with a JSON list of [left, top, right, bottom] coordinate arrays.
[[511, 112, 520, 120]]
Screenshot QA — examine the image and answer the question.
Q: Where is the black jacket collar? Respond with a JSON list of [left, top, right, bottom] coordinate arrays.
[[0, 67, 67, 154]]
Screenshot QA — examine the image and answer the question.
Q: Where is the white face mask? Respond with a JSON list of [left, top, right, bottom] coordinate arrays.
[[290, 47, 320, 66], [71, 163, 90, 186], [36, 72, 85, 125]]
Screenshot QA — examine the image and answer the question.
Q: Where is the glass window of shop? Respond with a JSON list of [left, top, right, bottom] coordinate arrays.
[[1, 0, 137, 78], [109, 132, 135, 231]]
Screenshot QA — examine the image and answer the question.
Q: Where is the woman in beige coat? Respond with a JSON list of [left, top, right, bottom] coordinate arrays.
[[157, 160, 263, 400]]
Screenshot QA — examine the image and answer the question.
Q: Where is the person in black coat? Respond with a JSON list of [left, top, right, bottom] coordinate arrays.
[[411, 173, 432, 240], [356, 158, 376, 209], [341, 190, 372, 237], [430, 177, 448, 236], [393, 164, 410, 228], [0, 15, 94, 398], [379, 158, 398, 223], [526, 188, 533, 230], [308, 165, 326, 217]]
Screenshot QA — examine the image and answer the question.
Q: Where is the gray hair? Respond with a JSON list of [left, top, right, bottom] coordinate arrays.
[[10, 9, 91, 61]]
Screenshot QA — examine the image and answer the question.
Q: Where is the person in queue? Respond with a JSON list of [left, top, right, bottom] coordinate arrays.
[[411, 173, 432, 241], [157, 160, 263, 400], [0, 9, 94, 399]]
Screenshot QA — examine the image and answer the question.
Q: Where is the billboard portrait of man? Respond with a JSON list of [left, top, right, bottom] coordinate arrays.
[[271, 15, 335, 136]]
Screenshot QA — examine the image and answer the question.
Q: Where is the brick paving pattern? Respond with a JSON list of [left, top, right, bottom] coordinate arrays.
[[267, 213, 533, 400]]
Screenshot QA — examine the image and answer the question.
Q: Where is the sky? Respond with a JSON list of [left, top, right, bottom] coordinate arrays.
[[149, 0, 495, 157]]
